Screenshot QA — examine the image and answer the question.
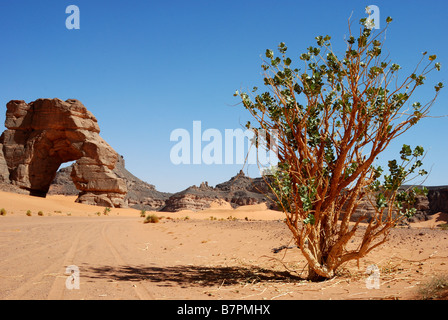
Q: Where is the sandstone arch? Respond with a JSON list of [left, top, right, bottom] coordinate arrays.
[[0, 98, 127, 207]]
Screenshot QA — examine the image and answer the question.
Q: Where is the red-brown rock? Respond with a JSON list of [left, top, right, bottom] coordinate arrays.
[[0, 98, 127, 207]]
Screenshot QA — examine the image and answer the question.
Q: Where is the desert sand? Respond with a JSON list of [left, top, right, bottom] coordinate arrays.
[[0, 190, 447, 300]]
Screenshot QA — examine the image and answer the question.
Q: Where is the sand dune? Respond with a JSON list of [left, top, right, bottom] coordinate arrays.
[[0, 191, 139, 217], [0, 191, 285, 220], [161, 200, 285, 221], [412, 212, 448, 228]]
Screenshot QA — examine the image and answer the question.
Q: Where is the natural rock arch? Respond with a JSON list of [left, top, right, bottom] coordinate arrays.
[[0, 98, 127, 207]]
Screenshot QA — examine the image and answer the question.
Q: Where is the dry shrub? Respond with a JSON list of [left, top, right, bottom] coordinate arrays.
[[417, 274, 448, 300], [144, 214, 160, 224]]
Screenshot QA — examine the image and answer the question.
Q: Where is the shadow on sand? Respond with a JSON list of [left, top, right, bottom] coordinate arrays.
[[82, 264, 304, 287]]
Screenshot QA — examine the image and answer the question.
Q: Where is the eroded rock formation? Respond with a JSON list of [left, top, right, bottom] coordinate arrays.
[[0, 98, 127, 207], [49, 155, 171, 211]]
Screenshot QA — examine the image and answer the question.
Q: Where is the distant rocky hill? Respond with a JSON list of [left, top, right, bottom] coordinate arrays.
[[49, 167, 274, 212], [49, 155, 171, 211], [48, 166, 79, 195], [161, 175, 448, 222], [48, 162, 448, 221], [161, 170, 274, 212]]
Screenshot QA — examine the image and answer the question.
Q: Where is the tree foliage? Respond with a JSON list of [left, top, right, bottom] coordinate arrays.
[[235, 16, 442, 281]]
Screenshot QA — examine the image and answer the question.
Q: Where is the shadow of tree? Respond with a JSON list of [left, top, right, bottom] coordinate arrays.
[[82, 264, 304, 287]]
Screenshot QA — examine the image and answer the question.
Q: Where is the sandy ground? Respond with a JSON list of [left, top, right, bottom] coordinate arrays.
[[0, 191, 447, 300]]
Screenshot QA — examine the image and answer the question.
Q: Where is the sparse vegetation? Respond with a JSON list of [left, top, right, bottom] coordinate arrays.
[[38, 211, 44, 216], [26, 210, 32, 216], [144, 214, 160, 224], [417, 274, 448, 300], [103, 207, 111, 215], [0, 208, 6, 216], [140, 209, 146, 218], [438, 223, 448, 230]]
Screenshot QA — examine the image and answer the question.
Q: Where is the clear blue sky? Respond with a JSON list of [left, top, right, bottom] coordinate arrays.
[[0, 0, 447, 193]]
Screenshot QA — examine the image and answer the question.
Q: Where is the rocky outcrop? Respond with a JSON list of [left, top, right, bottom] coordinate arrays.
[[427, 186, 448, 214], [215, 171, 274, 206], [48, 165, 79, 195], [49, 155, 171, 211], [348, 190, 431, 223], [162, 183, 222, 212], [112, 155, 171, 210], [161, 171, 273, 212], [0, 98, 127, 207]]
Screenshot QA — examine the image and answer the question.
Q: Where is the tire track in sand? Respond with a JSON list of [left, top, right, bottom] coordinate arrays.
[[4, 218, 154, 300], [4, 222, 95, 300], [45, 221, 92, 300], [100, 221, 154, 300]]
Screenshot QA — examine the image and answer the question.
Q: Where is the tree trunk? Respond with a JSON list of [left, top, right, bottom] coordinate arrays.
[[307, 266, 330, 282]]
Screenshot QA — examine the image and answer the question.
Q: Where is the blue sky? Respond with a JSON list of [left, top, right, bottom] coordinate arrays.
[[0, 0, 447, 193]]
